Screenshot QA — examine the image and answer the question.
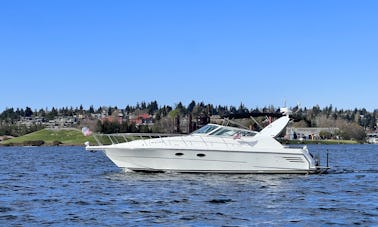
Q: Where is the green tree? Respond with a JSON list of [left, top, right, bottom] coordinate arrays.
[[187, 100, 196, 113], [238, 103, 249, 114], [169, 109, 181, 133], [175, 102, 186, 115], [139, 125, 150, 133], [147, 100, 159, 115], [47, 107, 58, 120], [89, 105, 95, 114], [25, 107, 33, 117], [338, 122, 366, 142], [319, 130, 333, 139]]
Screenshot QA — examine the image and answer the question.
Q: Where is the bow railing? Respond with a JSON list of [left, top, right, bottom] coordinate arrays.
[[91, 133, 184, 146]]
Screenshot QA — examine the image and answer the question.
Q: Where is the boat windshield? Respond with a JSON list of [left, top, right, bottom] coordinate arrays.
[[210, 128, 237, 136], [210, 128, 257, 137], [192, 124, 219, 134], [192, 124, 257, 137]]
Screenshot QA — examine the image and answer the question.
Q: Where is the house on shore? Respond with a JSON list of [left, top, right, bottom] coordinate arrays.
[[129, 113, 153, 125], [286, 127, 339, 140]]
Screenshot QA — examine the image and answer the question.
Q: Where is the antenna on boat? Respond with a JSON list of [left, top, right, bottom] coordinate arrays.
[[279, 99, 291, 116]]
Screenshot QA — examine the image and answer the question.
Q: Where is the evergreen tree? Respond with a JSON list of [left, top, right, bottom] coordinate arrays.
[[37, 108, 46, 118], [25, 107, 33, 117], [89, 105, 95, 114], [141, 101, 147, 110], [187, 100, 196, 113], [238, 103, 249, 114], [147, 101, 158, 115], [175, 102, 186, 115]]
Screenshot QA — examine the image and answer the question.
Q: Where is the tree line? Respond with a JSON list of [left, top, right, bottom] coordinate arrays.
[[0, 101, 377, 141]]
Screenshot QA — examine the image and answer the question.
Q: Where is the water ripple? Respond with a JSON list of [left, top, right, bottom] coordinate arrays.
[[0, 145, 377, 226]]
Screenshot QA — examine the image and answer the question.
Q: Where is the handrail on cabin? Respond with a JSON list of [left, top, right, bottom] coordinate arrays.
[[91, 133, 184, 146], [90, 132, 257, 148]]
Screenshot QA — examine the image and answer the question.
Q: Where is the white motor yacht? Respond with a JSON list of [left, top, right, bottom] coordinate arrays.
[[85, 115, 328, 174]]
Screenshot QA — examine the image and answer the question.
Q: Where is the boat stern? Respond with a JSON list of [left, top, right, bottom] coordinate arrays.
[[302, 145, 330, 173]]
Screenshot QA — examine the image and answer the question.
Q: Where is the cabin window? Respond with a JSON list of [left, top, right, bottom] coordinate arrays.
[[175, 152, 184, 156], [210, 128, 235, 136], [192, 125, 219, 134], [196, 153, 206, 157]]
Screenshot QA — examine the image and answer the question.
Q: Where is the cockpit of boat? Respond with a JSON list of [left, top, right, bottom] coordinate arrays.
[[191, 124, 257, 137]]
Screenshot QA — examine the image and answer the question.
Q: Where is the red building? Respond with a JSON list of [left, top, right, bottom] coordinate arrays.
[[130, 113, 153, 125]]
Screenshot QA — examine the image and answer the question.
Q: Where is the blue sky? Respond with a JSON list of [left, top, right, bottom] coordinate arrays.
[[1, 1, 377, 111]]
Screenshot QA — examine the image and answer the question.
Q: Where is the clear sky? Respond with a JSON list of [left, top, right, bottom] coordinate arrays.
[[1, 1, 377, 111]]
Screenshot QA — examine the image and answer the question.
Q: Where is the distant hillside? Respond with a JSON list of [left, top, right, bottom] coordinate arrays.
[[1, 128, 97, 146]]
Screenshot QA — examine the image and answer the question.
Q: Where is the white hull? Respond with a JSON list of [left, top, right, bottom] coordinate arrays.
[[86, 116, 327, 174], [102, 147, 317, 174]]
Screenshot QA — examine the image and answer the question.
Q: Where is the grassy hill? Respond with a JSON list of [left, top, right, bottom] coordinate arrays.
[[1, 128, 97, 146]]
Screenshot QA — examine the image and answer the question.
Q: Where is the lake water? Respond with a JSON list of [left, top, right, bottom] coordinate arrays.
[[0, 145, 377, 226]]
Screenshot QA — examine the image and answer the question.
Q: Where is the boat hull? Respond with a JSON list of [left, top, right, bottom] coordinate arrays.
[[101, 147, 319, 174]]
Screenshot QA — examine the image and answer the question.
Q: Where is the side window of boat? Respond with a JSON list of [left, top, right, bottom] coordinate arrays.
[[204, 125, 218, 133], [240, 131, 256, 136], [193, 125, 218, 134], [210, 128, 234, 136]]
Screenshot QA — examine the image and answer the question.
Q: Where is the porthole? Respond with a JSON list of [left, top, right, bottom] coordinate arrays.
[[175, 152, 184, 156], [196, 153, 206, 157]]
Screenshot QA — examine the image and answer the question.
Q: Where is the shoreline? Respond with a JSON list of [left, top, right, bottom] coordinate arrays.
[[1, 139, 362, 147], [280, 139, 360, 145]]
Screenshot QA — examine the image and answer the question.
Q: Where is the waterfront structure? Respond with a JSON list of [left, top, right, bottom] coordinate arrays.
[[286, 127, 339, 140], [367, 133, 378, 144]]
